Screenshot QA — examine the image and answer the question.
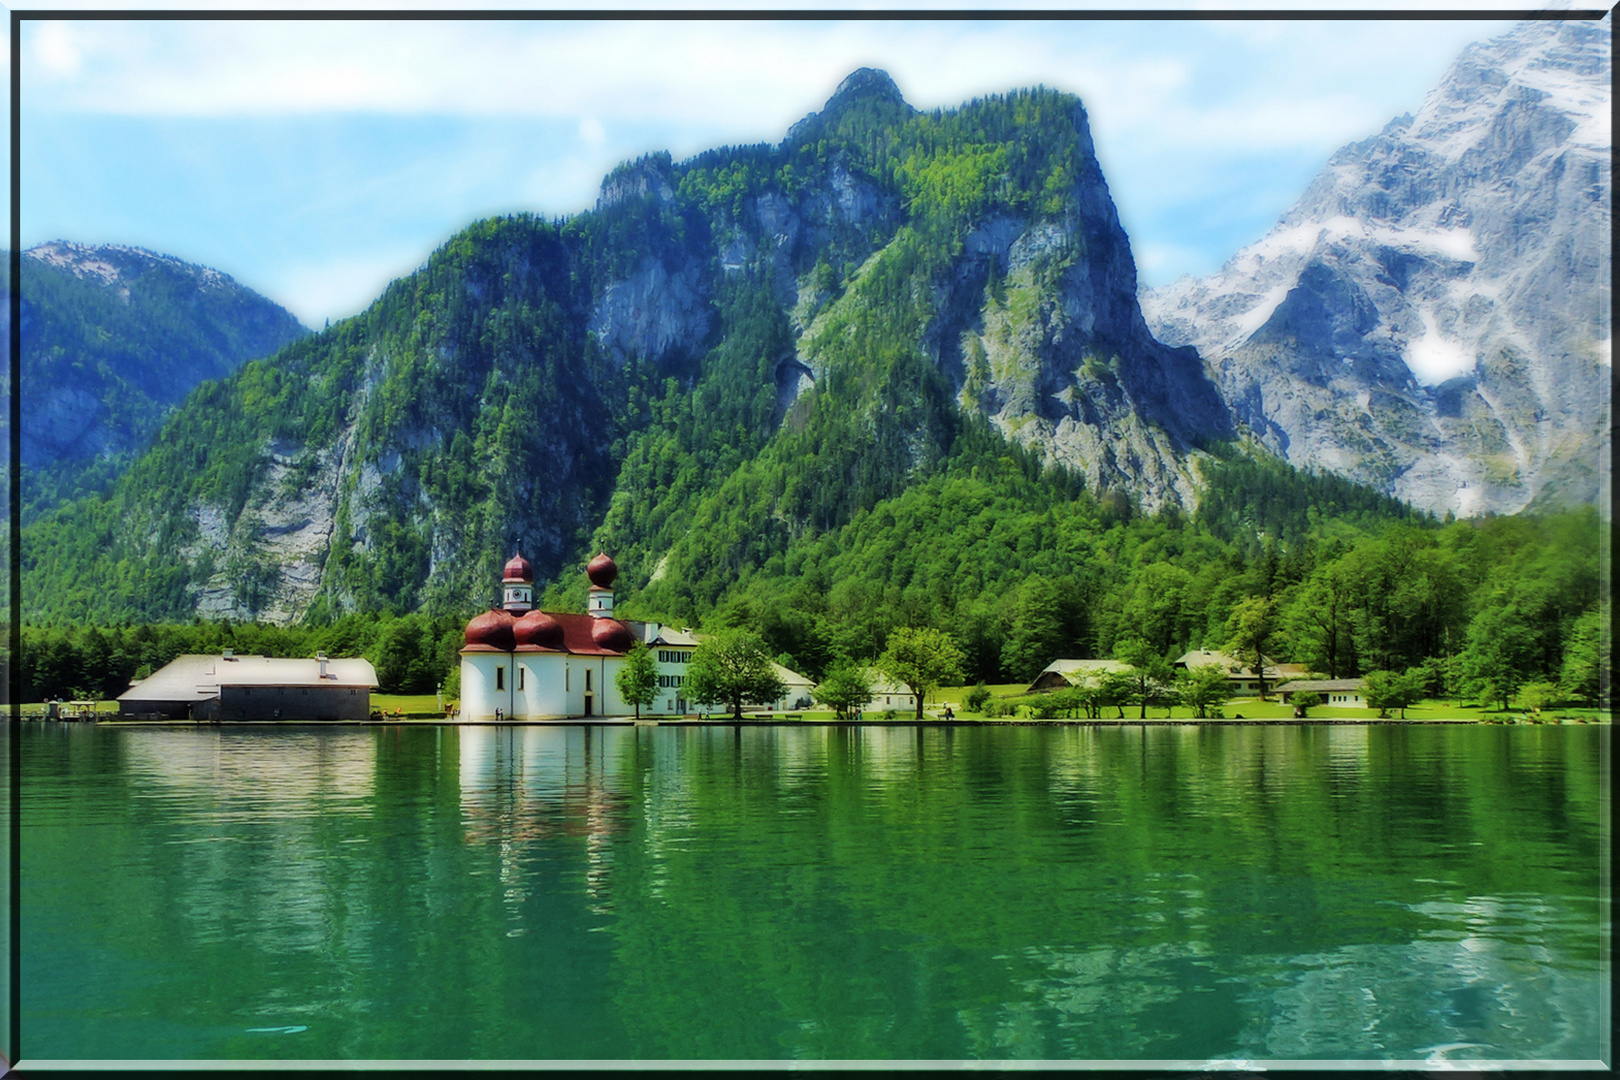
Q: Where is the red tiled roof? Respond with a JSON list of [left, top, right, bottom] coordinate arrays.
[[471, 611, 634, 657], [464, 609, 516, 651], [513, 609, 565, 650]]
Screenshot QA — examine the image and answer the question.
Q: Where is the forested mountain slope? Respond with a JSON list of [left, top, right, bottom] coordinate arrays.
[[23, 70, 1235, 626], [18, 65, 1604, 707], [6, 242, 309, 519]]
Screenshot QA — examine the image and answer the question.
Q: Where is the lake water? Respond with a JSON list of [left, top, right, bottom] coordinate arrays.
[[16, 722, 1611, 1066]]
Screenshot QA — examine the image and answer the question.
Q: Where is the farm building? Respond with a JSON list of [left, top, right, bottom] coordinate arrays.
[[118, 653, 378, 721], [1274, 679, 1370, 708], [1027, 658, 1130, 693], [1174, 650, 1307, 695]]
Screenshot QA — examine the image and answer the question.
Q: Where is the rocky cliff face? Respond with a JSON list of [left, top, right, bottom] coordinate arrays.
[[950, 117, 1233, 510], [24, 70, 1240, 624], [1142, 17, 1611, 516], [796, 74, 1233, 512]]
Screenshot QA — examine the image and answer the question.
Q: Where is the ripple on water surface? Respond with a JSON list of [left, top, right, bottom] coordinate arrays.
[[19, 722, 1609, 1063]]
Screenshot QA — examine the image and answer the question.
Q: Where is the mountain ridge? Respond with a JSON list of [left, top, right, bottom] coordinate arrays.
[[8, 241, 310, 519], [21, 72, 1238, 626], [1142, 16, 1611, 517]]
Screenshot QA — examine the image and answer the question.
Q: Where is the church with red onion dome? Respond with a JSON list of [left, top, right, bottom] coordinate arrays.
[[459, 548, 647, 720]]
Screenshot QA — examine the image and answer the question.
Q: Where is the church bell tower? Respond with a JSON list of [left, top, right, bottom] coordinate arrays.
[[501, 546, 534, 614]]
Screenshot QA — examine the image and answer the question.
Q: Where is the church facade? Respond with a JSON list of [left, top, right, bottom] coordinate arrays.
[[461, 550, 710, 721]]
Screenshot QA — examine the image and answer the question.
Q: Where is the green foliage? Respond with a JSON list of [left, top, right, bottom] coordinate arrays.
[[1176, 664, 1233, 720], [964, 683, 992, 714], [615, 641, 660, 719], [1223, 597, 1276, 697], [1289, 691, 1323, 718], [684, 629, 786, 721], [1559, 606, 1607, 706], [1113, 637, 1174, 719], [812, 665, 873, 721], [1363, 668, 1426, 719], [1196, 447, 1427, 545], [878, 626, 966, 720], [1517, 681, 1562, 714]]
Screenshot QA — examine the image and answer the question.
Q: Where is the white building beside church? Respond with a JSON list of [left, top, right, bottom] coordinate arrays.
[[460, 549, 708, 721]]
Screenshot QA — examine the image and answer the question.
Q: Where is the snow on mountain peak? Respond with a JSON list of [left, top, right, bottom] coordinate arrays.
[[1141, 16, 1611, 517]]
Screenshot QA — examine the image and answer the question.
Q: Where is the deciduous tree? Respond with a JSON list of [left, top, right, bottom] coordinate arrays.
[[1363, 668, 1426, 719], [878, 626, 965, 721], [813, 664, 873, 721], [1113, 637, 1173, 719], [1176, 664, 1233, 719], [685, 629, 786, 722], [615, 640, 659, 720], [1224, 597, 1276, 699]]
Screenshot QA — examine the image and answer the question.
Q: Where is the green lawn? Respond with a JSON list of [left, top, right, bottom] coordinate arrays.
[[949, 690, 1611, 724], [371, 693, 450, 718], [22, 691, 1608, 726]]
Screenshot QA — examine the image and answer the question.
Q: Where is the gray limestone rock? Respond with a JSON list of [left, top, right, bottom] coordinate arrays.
[[1142, 17, 1611, 517]]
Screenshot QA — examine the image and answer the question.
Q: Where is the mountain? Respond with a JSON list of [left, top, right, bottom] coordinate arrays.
[[22, 70, 1238, 626], [6, 242, 310, 518], [1142, 17, 1611, 518]]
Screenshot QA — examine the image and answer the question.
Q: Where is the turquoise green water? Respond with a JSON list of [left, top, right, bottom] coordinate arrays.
[[18, 723, 1610, 1063]]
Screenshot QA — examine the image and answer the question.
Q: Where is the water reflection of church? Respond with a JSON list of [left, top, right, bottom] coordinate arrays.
[[460, 550, 696, 721]]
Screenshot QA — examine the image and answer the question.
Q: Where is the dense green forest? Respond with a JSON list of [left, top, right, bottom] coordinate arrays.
[[17, 491, 1605, 711], [5, 246, 308, 520]]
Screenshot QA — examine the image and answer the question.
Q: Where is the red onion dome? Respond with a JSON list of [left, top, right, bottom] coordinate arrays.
[[502, 551, 533, 582], [464, 609, 516, 651], [513, 609, 565, 650], [590, 618, 635, 653], [586, 552, 618, 589]]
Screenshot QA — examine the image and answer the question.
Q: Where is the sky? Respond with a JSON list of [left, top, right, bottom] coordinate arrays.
[[16, 5, 1559, 328]]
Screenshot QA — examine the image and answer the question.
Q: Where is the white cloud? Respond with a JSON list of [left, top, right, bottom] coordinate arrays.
[[18, 9, 1572, 300], [1133, 240, 1216, 283], [270, 246, 429, 328], [33, 21, 84, 77]]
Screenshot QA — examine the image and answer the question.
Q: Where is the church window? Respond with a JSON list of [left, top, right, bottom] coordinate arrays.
[[518, 667, 526, 691], [496, 667, 505, 691]]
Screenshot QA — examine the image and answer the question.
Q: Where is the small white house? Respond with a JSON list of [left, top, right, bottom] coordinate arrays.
[[645, 625, 700, 715], [1274, 679, 1370, 708], [862, 672, 917, 714], [766, 662, 817, 712]]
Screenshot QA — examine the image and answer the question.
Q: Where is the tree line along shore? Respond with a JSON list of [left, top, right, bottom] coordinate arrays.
[[13, 503, 1607, 721]]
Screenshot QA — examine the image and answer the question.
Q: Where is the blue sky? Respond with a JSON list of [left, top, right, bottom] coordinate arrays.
[[18, 7, 1541, 327]]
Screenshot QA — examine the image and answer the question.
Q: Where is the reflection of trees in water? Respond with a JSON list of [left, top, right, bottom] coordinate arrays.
[[584, 724, 1603, 1060], [28, 723, 1602, 1060]]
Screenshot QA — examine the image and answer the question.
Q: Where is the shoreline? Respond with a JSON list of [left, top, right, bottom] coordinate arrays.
[[37, 714, 1610, 728]]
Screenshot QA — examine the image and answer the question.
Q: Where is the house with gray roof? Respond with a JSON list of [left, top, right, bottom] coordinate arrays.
[[1027, 658, 1130, 693], [119, 653, 378, 721]]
